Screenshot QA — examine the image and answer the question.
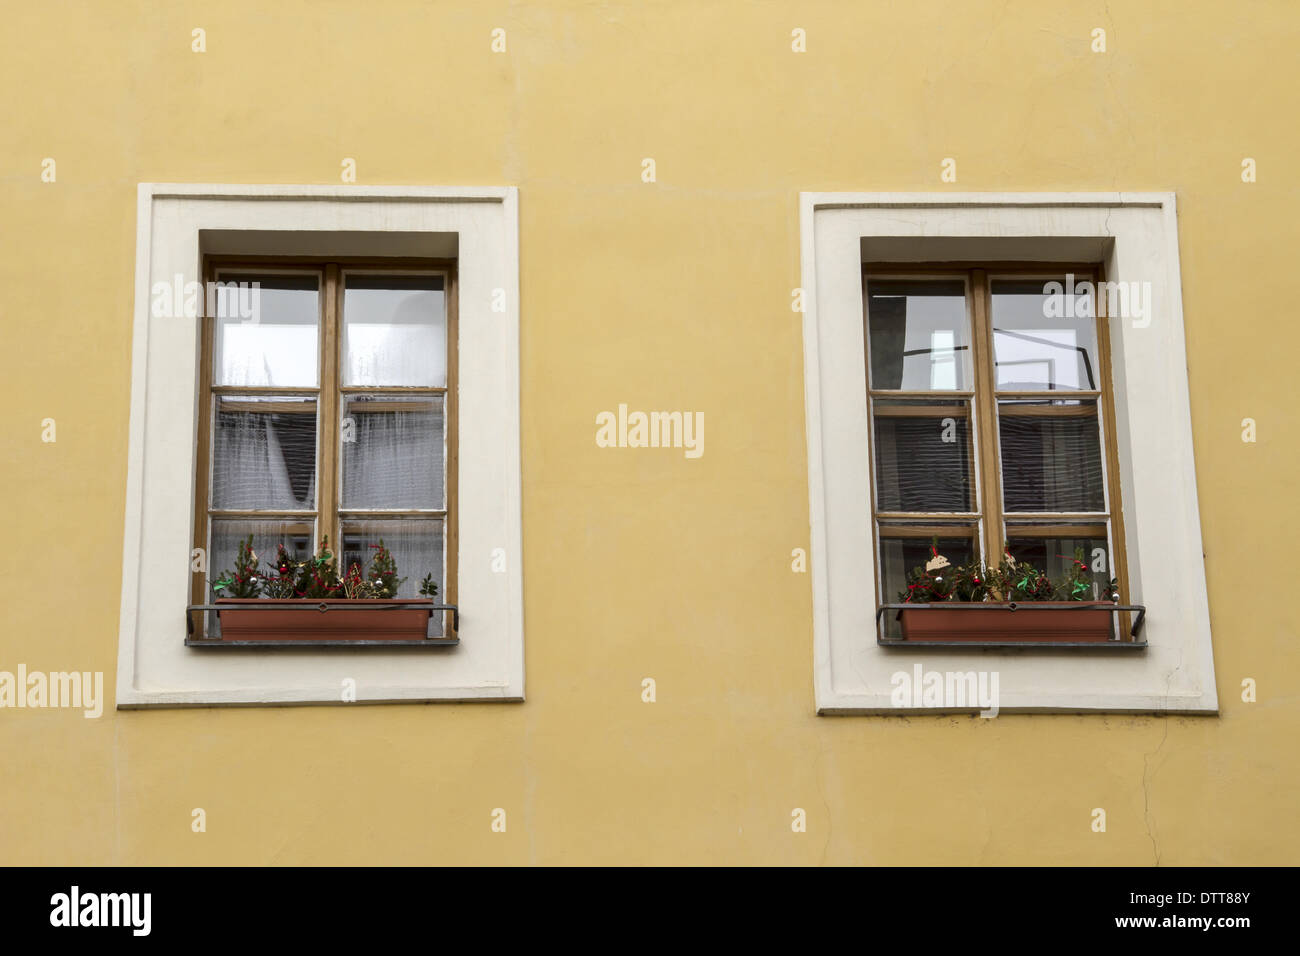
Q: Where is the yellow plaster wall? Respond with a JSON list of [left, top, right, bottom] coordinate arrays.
[[1, 0, 1296, 864]]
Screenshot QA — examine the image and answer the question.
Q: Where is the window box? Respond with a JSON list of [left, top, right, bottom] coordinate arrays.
[[185, 598, 460, 646], [210, 597, 450, 644], [891, 601, 1125, 645]]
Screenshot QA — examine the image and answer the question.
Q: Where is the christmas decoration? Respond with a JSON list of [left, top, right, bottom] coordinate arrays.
[[899, 544, 956, 603], [898, 542, 1120, 604], [262, 544, 298, 599], [211, 535, 261, 598], [366, 540, 405, 599], [210, 535, 435, 602]]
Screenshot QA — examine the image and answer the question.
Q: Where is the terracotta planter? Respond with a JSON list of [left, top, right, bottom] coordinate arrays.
[[215, 598, 436, 642], [897, 601, 1116, 644]]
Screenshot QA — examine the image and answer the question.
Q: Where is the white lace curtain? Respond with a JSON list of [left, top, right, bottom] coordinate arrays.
[[212, 409, 316, 511], [342, 400, 443, 509]]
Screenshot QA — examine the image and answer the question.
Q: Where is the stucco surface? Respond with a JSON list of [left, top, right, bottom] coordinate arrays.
[[0, 0, 1296, 864]]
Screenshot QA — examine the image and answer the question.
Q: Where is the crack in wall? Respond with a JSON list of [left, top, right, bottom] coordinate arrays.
[[813, 739, 833, 865], [1142, 714, 1169, 865]]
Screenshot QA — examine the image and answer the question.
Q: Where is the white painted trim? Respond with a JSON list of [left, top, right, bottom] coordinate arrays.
[[799, 192, 1218, 715], [144, 183, 513, 201], [116, 184, 524, 708]]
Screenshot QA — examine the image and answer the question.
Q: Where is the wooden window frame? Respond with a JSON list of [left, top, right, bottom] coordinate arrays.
[[863, 262, 1130, 633], [192, 255, 459, 637]]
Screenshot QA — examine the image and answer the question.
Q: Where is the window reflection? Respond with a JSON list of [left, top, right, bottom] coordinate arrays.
[[991, 279, 1099, 391], [867, 279, 971, 391]]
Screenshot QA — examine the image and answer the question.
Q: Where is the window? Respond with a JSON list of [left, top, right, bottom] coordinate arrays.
[[800, 193, 1217, 714], [116, 184, 522, 708], [193, 259, 457, 637], [864, 266, 1128, 640]]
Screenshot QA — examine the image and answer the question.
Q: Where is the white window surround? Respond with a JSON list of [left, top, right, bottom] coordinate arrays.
[[800, 192, 1218, 715], [116, 184, 523, 707]]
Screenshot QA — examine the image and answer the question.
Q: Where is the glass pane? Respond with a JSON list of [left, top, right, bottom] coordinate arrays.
[[872, 399, 974, 512], [341, 519, 445, 633], [991, 279, 1100, 391], [1004, 525, 1112, 599], [208, 518, 314, 595], [999, 399, 1105, 512], [342, 394, 444, 510], [212, 396, 317, 510], [213, 274, 319, 387], [343, 275, 446, 386], [878, 531, 976, 639], [866, 279, 971, 391]]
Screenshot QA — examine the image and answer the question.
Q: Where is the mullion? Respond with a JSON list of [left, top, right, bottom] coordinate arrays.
[[995, 390, 1101, 398], [1004, 514, 1111, 522], [210, 512, 317, 520], [213, 384, 322, 391], [877, 515, 980, 522], [968, 269, 1002, 565], [871, 405, 971, 418], [339, 512, 447, 519], [208, 518, 316, 532], [318, 265, 342, 553], [339, 386, 446, 394], [1091, 268, 1130, 612], [868, 390, 976, 398], [878, 528, 978, 540], [1004, 525, 1108, 539]]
